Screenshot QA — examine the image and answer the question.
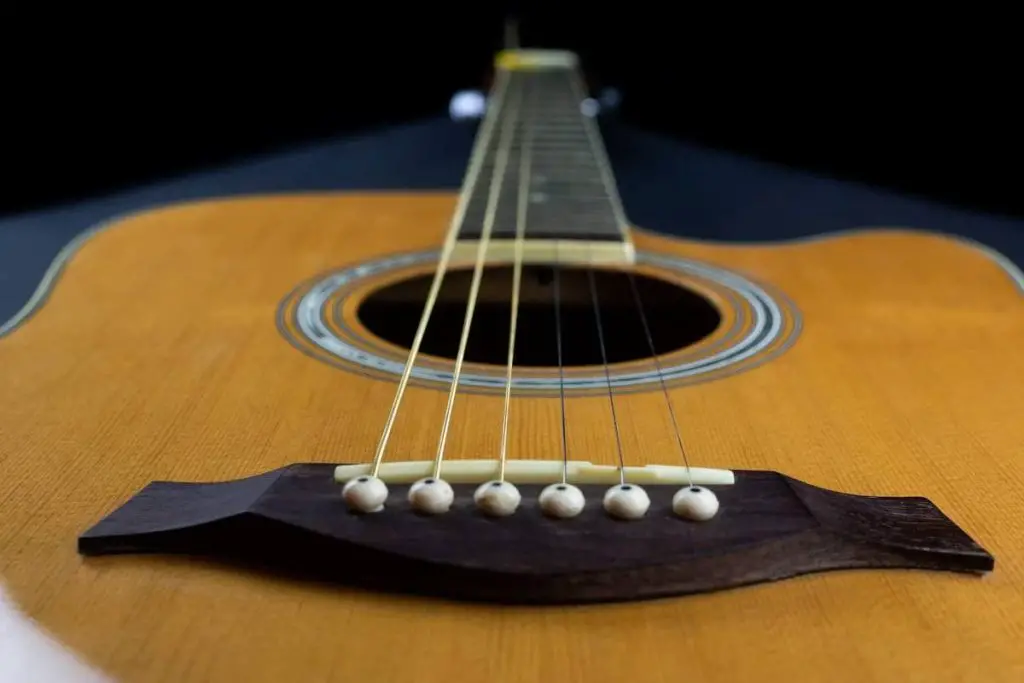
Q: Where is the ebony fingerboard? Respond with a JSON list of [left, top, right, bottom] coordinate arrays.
[[455, 65, 627, 244]]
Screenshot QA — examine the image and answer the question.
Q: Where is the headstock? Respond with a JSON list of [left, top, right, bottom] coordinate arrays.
[[448, 18, 622, 123], [449, 86, 622, 122]]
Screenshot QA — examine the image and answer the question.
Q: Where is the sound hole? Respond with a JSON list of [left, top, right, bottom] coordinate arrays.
[[357, 266, 722, 367]]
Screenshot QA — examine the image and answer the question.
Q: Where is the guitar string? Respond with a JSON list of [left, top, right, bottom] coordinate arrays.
[[627, 274, 695, 487], [553, 244, 570, 484], [537, 74, 571, 486], [368, 68, 513, 477], [497, 79, 535, 482], [586, 266, 628, 485], [565, 66, 630, 485], [431, 74, 524, 480], [566, 67, 693, 485]]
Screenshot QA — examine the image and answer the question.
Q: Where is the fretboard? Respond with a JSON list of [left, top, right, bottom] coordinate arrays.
[[451, 50, 633, 266]]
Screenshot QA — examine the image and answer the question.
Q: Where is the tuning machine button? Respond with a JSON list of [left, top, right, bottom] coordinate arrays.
[[449, 90, 486, 121]]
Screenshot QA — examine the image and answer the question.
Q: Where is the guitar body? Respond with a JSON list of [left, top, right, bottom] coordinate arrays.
[[1, 192, 1022, 682]]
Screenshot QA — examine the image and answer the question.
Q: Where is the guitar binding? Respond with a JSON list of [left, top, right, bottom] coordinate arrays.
[[77, 463, 994, 604]]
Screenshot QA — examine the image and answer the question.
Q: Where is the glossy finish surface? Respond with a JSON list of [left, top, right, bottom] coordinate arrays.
[[1, 193, 1023, 682]]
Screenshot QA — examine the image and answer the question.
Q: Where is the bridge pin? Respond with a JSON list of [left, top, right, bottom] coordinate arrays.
[[408, 477, 455, 515], [474, 480, 521, 517], [672, 486, 720, 521], [538, 483, 585, 519], [341, 475, 389, 513], [602, 484, 650, 520]]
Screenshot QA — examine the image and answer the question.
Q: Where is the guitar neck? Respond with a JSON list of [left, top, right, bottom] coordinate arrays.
[[451, 49, 635, 267]]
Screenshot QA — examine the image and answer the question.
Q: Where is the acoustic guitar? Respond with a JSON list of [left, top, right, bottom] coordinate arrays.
[[1, 48, 1022, 682]]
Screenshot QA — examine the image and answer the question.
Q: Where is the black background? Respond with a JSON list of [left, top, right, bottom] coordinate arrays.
[[2, 8, 1018, 219]]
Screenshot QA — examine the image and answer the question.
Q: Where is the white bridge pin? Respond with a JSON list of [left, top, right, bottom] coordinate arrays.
[[602, 483, 650, 520], [672, 485, 720, 521], [474, 480, 521, 517], [538, 483, 585, 519], [408, 477, 455, 515], [342, 475, 389, 513]]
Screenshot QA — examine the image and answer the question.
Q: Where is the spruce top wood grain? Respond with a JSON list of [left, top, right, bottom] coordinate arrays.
[[1, 48, 1023, 682]]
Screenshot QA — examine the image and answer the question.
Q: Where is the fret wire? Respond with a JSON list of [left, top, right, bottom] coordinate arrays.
[[457, 67, 623, 245], [567, 69, 630, 236]]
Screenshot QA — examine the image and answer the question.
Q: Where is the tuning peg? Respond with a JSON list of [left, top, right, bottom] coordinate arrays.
[[600, 87, 622, 112], [448, 86, 619, 121], [449, 90, 486, 121], [580, 88, 623, 119]]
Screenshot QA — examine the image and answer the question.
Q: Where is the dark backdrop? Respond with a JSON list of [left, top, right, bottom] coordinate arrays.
[[2, 9, 1018, 219]]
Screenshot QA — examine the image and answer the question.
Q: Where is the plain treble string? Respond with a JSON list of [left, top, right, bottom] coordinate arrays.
[[623, 273, 721, 522], [571, 60, 652, 518], [553, 255, 570, 485], [585, 268, 627, 485], [569, 60, 710, 519], [585, 268, 652, 520], [626, 274, 695, 487]]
